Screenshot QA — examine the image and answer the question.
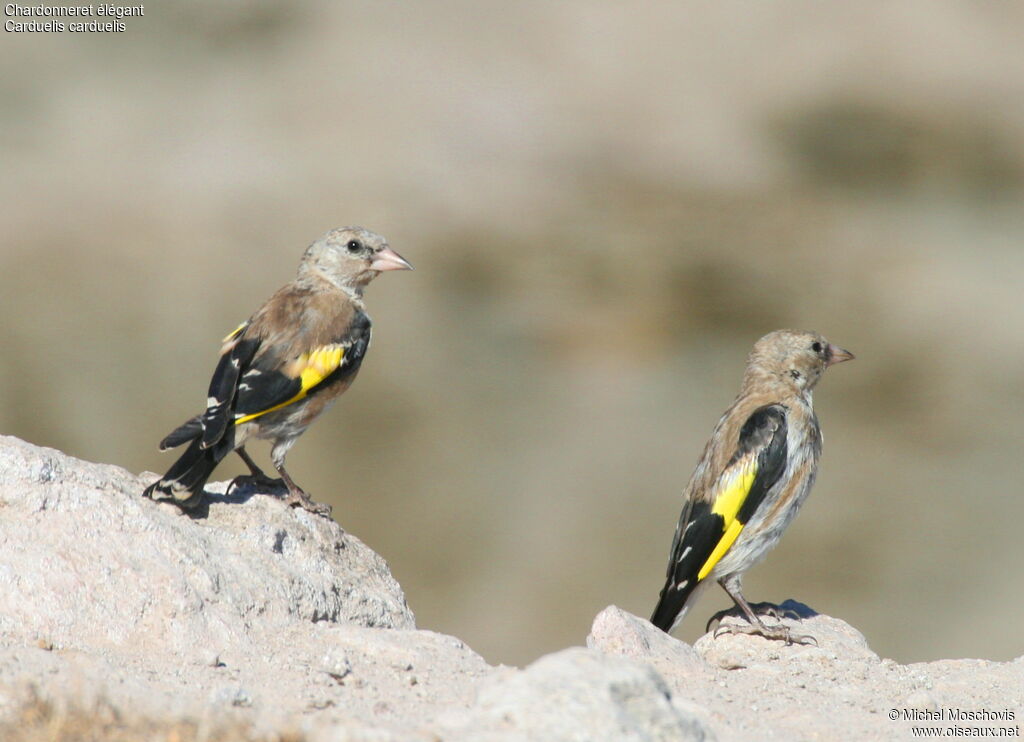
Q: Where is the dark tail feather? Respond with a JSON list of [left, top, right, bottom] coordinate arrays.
[[159, 416, 203, 450], [143, 434, 232, 509], [650, 579, 698, 633]]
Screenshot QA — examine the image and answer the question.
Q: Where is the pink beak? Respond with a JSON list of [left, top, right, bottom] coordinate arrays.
[[827, 344, 855, 366], [370, 247, 413, 272]]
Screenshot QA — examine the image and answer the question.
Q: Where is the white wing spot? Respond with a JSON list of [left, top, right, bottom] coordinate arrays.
[[676, 546, 692, 563], [675, 580, 689, 591]]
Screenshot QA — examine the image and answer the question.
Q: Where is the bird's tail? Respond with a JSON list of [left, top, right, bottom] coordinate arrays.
[[650, 578, 701, 634], [159, 415, 204, 450], [144, 421, 233, 509]]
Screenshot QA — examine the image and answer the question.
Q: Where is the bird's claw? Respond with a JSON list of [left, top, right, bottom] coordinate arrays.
[[228, 474, 331, 518], [705, 609, 730, 634], [228, 473, 286, 496], [705, 601, 801, 633], [283, 488, 333, 518], [712, 618, 816, 646]]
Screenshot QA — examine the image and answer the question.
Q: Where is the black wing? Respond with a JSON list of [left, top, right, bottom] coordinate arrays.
[[229, 314, 371, 427], [198, 323, 261, 448]]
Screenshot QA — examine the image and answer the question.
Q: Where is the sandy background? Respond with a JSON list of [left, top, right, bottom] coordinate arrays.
[[2, 1, 1023, 667]]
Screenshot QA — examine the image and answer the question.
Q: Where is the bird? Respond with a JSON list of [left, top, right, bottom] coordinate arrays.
[[650, 329, 853, 643], [143, 227, 411, 517]]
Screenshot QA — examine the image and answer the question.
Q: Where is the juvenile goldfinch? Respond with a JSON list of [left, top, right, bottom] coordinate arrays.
[[650, 330, 853, 643], [143, 227, 411, 517]]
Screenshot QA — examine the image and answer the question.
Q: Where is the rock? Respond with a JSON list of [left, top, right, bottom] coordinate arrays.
[[1, 436, 1022, 741], [693, 599, 880, 670], [904, 689, 939, 711], [0, 435, 414, 658], [454, 647, 714, 741], [0, 436, 486, 737], [591, 601, 1023, 741], [588, 605, 706, 678]]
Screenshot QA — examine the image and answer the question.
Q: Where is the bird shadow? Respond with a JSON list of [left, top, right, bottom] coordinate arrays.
[[180, 500, 211, 519], [775, 599, 819, 619], [181, 478, 289, 519], [706, 598, 819, 631]]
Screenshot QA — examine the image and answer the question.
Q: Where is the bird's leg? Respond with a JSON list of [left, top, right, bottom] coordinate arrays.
[[273, 461, 333, 518], [228, 446, 284, 493], [705, 577, 762, 632], [236, 446, 277, 482], [706, 601, 791, 632], [708, 600, 797, 627], [711, 577, 816, 646]]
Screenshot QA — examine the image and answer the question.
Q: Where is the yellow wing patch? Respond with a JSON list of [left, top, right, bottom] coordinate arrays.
[[294, 345, 345, 390], [234, 344, 345, 425], [696, 461, 757, 581]]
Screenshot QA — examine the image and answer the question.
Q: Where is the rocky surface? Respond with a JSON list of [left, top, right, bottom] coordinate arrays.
[[589, 605, 1023, 740], [0, 436, 1020, 741]]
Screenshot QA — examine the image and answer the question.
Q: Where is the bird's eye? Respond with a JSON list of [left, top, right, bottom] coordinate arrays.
[[346, 240, 362, 253], [811, 341, 823, 353]]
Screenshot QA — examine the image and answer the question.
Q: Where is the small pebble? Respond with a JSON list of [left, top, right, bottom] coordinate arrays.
[[321, 650, 352, 682]]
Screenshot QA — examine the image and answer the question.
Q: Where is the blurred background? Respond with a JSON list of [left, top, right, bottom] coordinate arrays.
[[2, 1, 1023, 667]]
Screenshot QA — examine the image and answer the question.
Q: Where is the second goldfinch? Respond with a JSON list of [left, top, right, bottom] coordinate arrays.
[[143, 227, 411, 517], [650, 329, 853, 642]]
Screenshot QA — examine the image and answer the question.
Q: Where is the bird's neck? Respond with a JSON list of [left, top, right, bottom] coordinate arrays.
[[742, 368, 814, 404], [297, 267, 367, 302]]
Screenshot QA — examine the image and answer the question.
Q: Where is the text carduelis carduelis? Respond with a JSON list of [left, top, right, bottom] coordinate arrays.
[[651, 330, 853, 643], [143, 227, 412, 517]]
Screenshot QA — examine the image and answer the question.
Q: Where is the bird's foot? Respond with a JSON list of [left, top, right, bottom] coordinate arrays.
[[712, 617, 816, 646], [706, 605, 741, 633], [283, 486, 333, 518], [228, 472, 286, 496], [705, 601, 799, 633]]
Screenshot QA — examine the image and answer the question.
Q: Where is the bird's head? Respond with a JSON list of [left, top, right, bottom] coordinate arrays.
[[746, 329, 854, 395], [299, 227, 412, 294]]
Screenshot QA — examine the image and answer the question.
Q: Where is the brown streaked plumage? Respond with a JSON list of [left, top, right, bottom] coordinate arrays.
[[651, 329, 853, 643], [143, 227, 411, 517]]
